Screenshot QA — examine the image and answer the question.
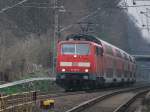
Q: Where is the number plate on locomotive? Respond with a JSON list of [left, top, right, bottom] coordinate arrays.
[[72, 62, 78, 66]]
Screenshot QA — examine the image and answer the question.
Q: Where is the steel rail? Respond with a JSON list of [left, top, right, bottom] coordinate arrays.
[[113, 90, 149, 112], [65, 86, 150, 112]]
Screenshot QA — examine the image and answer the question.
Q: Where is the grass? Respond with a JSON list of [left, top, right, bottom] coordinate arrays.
[[0, 68, 62, 95], [0, 80, 62, 95], [0, 69, 62, 95]]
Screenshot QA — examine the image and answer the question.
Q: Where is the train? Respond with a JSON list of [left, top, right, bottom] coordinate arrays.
[[56, 34, 136, 90]]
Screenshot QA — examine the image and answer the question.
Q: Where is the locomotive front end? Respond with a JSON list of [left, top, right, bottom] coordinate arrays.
[[56, 41, 94, 90]]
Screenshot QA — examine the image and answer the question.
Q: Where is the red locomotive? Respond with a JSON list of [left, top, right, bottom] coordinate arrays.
[[56, 34, 136, 90]]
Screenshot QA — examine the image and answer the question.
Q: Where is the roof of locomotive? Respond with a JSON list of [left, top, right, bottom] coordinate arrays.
[[59, 40, 94, 44], [65, 34, 135, 61], [66, 34, 102, 45], [66, 34, 124, 52]]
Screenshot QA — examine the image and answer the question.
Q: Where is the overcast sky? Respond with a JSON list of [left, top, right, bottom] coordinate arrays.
[[126, 0, 150, 41]]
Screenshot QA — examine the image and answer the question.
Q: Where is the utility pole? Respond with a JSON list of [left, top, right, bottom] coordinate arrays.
[[140, 10, 150, 36], [52, 0, 65, 75], [146, 8, 150, 32], [52, 0, 58, 75], [54, 0, 59, 43]]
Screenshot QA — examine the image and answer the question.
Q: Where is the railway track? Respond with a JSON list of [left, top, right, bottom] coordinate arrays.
[[5, 86, 124, 108], [113, 90, 148, 112], [1, 88, 109, 110], [1, 82, 150, 112], [2, 85, 135, 111], [64, 86, 150, 112]]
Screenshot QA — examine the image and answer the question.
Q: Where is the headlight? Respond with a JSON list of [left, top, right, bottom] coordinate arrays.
[[62, 68, 66, 72], [85, 69, 89, 72]]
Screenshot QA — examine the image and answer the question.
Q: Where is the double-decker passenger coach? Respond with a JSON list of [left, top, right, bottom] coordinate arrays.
[[56, 34, 136, 90]]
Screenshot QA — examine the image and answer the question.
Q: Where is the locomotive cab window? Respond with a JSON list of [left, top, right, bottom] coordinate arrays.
[[61, 43, 90, 55], [116, 49, 122, 58], [62, 44, 75, 54]]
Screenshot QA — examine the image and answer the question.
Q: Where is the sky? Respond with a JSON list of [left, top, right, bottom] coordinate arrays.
[[126, 0, 150, 41]]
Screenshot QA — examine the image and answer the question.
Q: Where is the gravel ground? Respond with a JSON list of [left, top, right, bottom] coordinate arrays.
[[35, 89, 118, 112], [53, 91, 112, 112], [52, 87, 140, 112], [34, 84, 150, 112], [1, 83, 150, 112]]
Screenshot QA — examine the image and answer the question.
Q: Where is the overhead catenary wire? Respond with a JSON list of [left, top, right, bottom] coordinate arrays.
[[16, 5, 90, 13], [5, 1, 150, 9], [8, 4, 150, 9], [23, 2, 49, 5], [0, 0, 28, 13], [1, 1, 150, 33], [59, 8, 101, 32]]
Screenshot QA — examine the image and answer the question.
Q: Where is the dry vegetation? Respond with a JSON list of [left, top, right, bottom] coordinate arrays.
[[0, 34, 52, 81]]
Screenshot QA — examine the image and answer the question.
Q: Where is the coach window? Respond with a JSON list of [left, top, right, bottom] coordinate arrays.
[[129, 56, 132, 62], [96, 47, 102, 55], [123, 53, 126, 59], [116, 50, 122, 58], [106, 46, 113, 55]]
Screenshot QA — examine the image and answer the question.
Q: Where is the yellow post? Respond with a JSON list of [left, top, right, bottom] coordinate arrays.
[[40, 99, 55, 110]]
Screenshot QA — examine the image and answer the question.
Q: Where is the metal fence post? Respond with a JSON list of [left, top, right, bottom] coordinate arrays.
[[33, 91, 37, 102], [0, 97, 5, 111], [0, 97, 2, 111]]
